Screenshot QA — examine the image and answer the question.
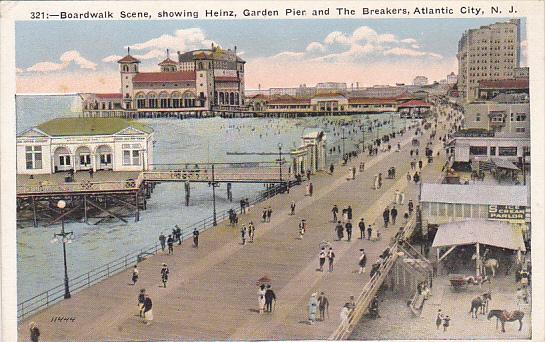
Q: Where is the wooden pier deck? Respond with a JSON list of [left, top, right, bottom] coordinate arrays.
[[17, 121, 448, 341]]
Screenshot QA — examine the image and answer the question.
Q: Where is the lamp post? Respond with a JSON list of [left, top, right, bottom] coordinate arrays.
[[341, 127, 346, 157], [51, 200, 73, 299], [208, 164, 219, 226], [278, 143, 283, 182]]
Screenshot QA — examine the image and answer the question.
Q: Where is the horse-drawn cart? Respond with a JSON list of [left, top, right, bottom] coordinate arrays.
[[449, 274, 468, 291]]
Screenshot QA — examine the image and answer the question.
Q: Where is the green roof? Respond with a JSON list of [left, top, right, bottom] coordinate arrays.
[[36, 118, 153, 136]]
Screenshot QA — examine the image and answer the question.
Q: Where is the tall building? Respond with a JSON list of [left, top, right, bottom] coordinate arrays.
[[447, 72, 458, 84], [457, 19, 521, 101], [413, 76, 428, 86]]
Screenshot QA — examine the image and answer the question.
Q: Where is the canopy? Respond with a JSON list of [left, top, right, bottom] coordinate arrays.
[[491, 158, 520, 171], [432, 219, 526, 251]]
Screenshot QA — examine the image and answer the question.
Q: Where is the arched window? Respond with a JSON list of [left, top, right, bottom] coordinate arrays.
[[230, 93, 235, 105], [136, 93, 146, 108], [123, 65, 129, 72], [171, 92, 182, 108], [159, 92, 169, 108], [235, 93, 239, 105], [219, 92, 224, 105], [147, 92, 158, 108], [183, 91, 196, 108]]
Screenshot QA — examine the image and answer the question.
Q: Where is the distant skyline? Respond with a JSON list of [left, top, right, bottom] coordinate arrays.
[[16, 18, 527, 93]]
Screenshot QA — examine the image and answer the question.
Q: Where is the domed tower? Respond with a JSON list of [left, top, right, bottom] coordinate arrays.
[[118, 47, 140, 110], [159, 49, 177, 72]]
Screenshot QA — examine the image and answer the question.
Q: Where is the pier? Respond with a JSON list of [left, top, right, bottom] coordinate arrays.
[[17, 119, 448, 341]]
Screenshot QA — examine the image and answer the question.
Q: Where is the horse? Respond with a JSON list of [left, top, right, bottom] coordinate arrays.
[[470, 292, 492, 318], [483, 258, 499, 277], [487, 309, 524, 332]]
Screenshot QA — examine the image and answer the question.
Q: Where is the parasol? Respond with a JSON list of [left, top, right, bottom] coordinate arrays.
[[256, 276, 272, 286]]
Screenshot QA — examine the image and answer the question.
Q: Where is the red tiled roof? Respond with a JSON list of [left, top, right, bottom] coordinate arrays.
[[479, 79, 529, 90], [95, 93, 123, 99], [133, 71, 195, 83], [117, 55, 140, 63], [268, 98, 311, 105], [158, 58, 177, 66], [398, 99, 431, 108], [215, 76, 239, 82], [348, 97, 398, 105]]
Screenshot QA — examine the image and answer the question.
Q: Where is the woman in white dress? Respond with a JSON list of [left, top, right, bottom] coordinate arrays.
[[258, 284, 266, 314]]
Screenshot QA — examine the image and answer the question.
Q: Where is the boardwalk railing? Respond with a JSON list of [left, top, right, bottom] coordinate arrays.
[[16, 178, 143, 196], [329, 213, 417, 340], [17, 182, 293, 321]]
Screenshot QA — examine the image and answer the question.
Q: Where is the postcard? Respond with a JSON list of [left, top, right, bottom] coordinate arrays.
[[1, 1, 543, 341]]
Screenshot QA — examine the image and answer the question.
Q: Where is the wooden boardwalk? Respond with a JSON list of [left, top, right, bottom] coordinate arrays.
[[18, 122, 447, 341]]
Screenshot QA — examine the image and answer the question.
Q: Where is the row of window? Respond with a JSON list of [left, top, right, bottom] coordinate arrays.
[[469, 146, 520, 156]]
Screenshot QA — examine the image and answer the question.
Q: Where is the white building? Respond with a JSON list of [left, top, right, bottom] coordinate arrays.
[[413, 76, 429, 86], [447, 72, 458, 84], [17, 118, 154, 175], [316, 82, 347, 90]]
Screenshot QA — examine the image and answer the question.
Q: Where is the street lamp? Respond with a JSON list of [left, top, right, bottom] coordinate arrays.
[[208, 164, 219, 226], [278, 143, 283, 182], [50, 200, 73, 299]]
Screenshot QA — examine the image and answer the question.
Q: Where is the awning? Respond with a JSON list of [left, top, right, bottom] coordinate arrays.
[[491, 158, 520, 171], [432, 219, 526, 251]]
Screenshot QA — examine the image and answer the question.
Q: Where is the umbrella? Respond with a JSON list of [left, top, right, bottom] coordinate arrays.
[[256, 276, 271, 286]]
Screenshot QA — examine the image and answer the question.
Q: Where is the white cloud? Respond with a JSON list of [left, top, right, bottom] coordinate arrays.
[[411, 44, 421, 49], [133, 49, 166, 60], [59, 50, 97, 70], [128, 28, 214, 54], [384, 47, 442, 59], [102, 54, 124, 63], [520, 39, 528, 66], [324, 31, 351, 45], [401, 38, 418, 44], [305, 42, 325, 53], [26, 50, 96, 73]]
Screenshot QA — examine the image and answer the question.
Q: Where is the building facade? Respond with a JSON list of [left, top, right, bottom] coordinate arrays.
[[84, 45, 245, 116], [457, 19, 521, 101], [447, 72, 458, 84], [17, 118, 154, 175], [412, 76, 429, 86]]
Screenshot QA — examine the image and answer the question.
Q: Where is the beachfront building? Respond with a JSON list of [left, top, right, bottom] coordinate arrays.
[[412, 76, 428, 86], [16, 118, 153, 175], [83, 45, 245, 117], [290, 131, 327, 176], [457, 19, 521, 101], [397, 100, 432, 119], [420, 183, 530, 253]]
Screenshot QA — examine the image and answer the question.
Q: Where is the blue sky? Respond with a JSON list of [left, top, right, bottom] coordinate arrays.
[[15, 18, 527, 92]]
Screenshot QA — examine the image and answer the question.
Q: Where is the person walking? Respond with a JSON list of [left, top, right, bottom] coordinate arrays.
[[241, 224, 247, 245], [435, 309, 443, 330], [340, 304, 350, 329], [175, 225, 182, 245], [329, 163, 334, 174], [299, 219, 306, 239], [167, 235, 174, 255], [345, 220, 353, 241], [138, 289, 146, 317], [159, 232, 166, 252], [318, 292, 329, 321], [318, 248, 326, 272], [394, 189, 400, 204], [265, 285, 277, 313], [367, 224, 372, 241], [335, 221, 344, 241], [131, 265, 139, 285], [391, 206, 398, 225], [143, 294, 153, 325], [378, 173, 383, 188], [193, 228, 199, 247], [347, 206, 353, 220], [307, 182, 314, 196], [332, 205, 339, 222], [408, 200, 414, 214], [88, 168, 94, 179], [262, 208, 267, 222], [399, 191, 405, 205], [374, 174, 379, 190], [308, 293, 318, 324], [382, 207, 390, 228], [419, 159, 423, 170], [248, 222, 255, 243], [290, 201, 296, 215], [267, 207, 272, 222], [258, 284, 266, 314], [358, 218, 366, 239], [358, 249, 367, 274], [442, 315, 451, 332], [160, 263, 169, 288], [29, 322, 40, 342], [328, 247, 336, 272]]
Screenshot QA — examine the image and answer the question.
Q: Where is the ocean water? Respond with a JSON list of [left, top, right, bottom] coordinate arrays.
[[15, 95, 406, 302]]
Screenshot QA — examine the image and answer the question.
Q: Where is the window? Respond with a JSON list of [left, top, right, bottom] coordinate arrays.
[[79, 154, 91, 166], [490, 146, 496, 156], [515, 127, 526, 133], [123, 150, 141, 166], [516, 113, 527, 122], [475, 113, 481, 122], [25, 146, 42, 169], [100, 154, 112, 164], [498, 147, 517, 156], [469, 146, 488, 156], [438, 203, 446, 216]]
